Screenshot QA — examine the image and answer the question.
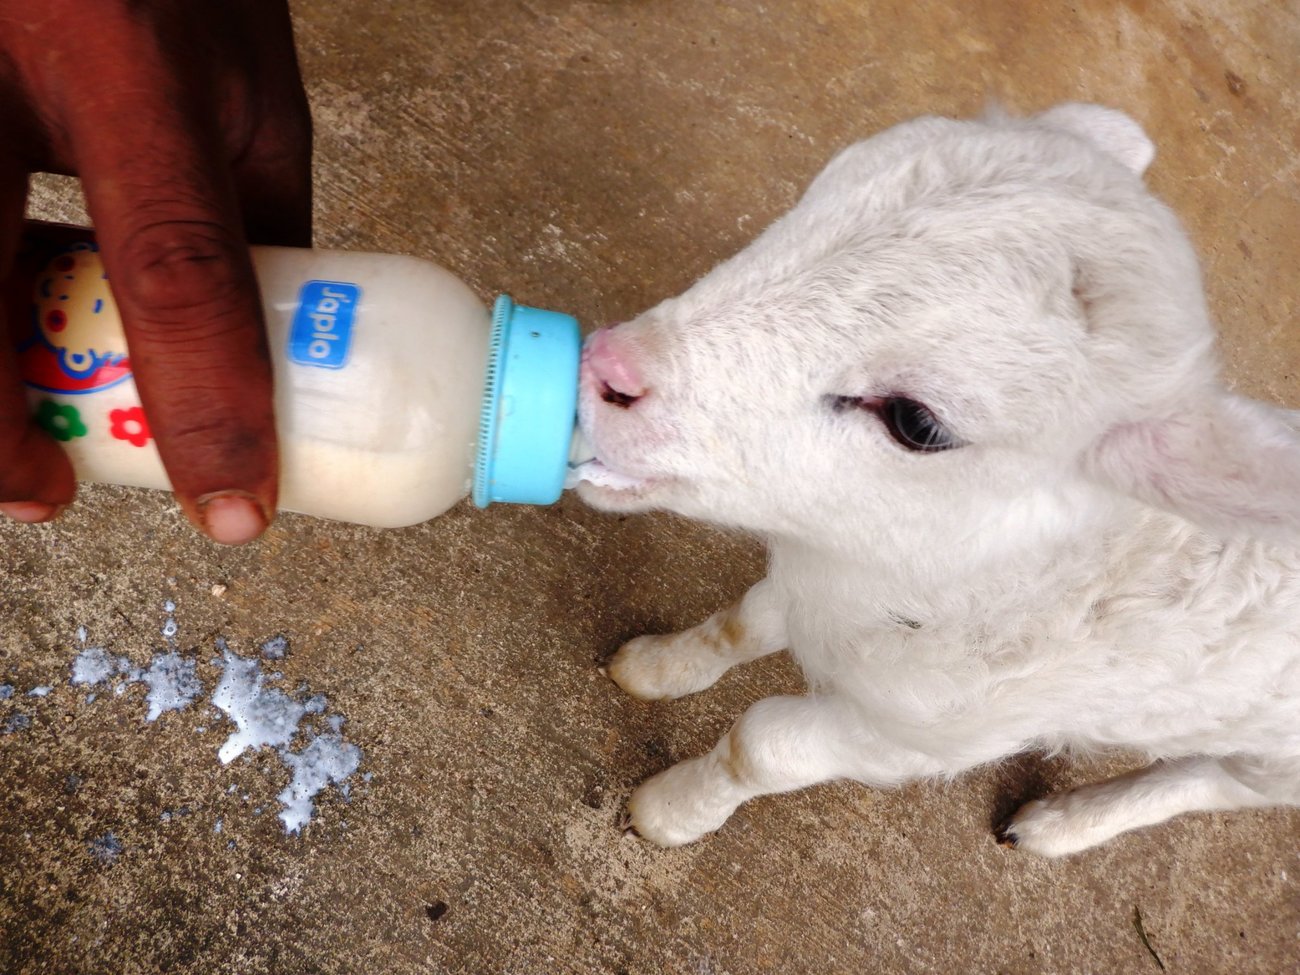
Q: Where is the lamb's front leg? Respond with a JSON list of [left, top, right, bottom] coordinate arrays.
[[626, 694, 945, 847], [606, 577, 787, 701], [1001, 755, 1293, 858]]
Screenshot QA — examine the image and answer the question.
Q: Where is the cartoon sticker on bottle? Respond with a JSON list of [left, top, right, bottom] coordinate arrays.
[[18, 243, 133, 395]]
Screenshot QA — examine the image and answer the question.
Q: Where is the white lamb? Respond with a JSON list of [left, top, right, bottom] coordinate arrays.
[[571, 103, 1300, 857]]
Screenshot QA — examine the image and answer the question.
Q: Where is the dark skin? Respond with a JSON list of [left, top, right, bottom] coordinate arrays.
[[0, 0, 312, 543]]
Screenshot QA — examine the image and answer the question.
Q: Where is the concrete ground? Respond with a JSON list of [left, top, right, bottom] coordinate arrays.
[[3, 1, 1298, 972]]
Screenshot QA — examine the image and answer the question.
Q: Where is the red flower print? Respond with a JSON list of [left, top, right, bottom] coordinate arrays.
[[109, 406, 152, 447]]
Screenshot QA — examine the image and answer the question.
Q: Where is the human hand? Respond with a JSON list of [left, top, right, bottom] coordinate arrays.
[[0, 0, 312, 543]]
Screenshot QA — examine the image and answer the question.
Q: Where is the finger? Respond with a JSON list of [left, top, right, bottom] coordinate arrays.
[[0, 160, 76, 518], [231, 0, 314, 248], [60, 18, 278, 544]]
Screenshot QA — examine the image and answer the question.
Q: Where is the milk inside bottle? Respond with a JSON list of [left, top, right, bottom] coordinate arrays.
[[18, 240, 585, 528]]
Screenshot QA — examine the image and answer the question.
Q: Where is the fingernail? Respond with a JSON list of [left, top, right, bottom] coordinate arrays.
[[198, 492, 268, 545], [0, 501, 63, 523]]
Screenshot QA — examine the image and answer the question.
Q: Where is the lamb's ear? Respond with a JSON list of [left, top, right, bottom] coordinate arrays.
[[1036, 103, 1155, 175], [1086, 393, 1300, 538]]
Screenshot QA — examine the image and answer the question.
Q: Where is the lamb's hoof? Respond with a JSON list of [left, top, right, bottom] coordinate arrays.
[[618, 811, 640, 837], [996, 792, 1122, 858], [621, 758, 736, 847], [994, 818, 1019, 848], [604, 634, 728, 702]]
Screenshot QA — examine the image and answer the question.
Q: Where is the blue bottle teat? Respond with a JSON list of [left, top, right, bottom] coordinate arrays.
[[473, 295, 581, 507]]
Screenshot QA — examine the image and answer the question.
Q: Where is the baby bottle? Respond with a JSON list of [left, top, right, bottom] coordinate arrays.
[[19, 240, 585, 528]]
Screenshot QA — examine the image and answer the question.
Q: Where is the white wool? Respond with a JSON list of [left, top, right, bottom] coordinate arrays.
[[581, 104, 1300, 855]]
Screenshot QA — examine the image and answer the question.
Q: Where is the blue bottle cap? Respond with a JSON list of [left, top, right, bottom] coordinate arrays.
[[473, 295, 581, 507]]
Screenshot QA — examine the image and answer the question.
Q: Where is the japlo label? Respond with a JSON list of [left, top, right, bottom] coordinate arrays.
[[289, 280, 360, 369]]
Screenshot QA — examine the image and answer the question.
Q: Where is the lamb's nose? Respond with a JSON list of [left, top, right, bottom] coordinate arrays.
[[584, 327, 647, 408]]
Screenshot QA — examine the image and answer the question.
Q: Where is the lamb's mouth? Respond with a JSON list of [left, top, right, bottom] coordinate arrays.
[[566, 458, 669, 509], [567, 458, 649, 493]]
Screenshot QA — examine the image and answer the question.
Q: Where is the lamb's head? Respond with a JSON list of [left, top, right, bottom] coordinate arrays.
[[576, 104, 1300, 569]]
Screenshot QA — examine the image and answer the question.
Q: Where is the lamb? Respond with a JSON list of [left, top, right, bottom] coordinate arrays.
[[570, 103, 1300, 857]]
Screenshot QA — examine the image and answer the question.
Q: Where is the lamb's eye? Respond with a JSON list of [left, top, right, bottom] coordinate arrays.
[[882, 397, 959, 452], [828, 394, 962, 453]]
